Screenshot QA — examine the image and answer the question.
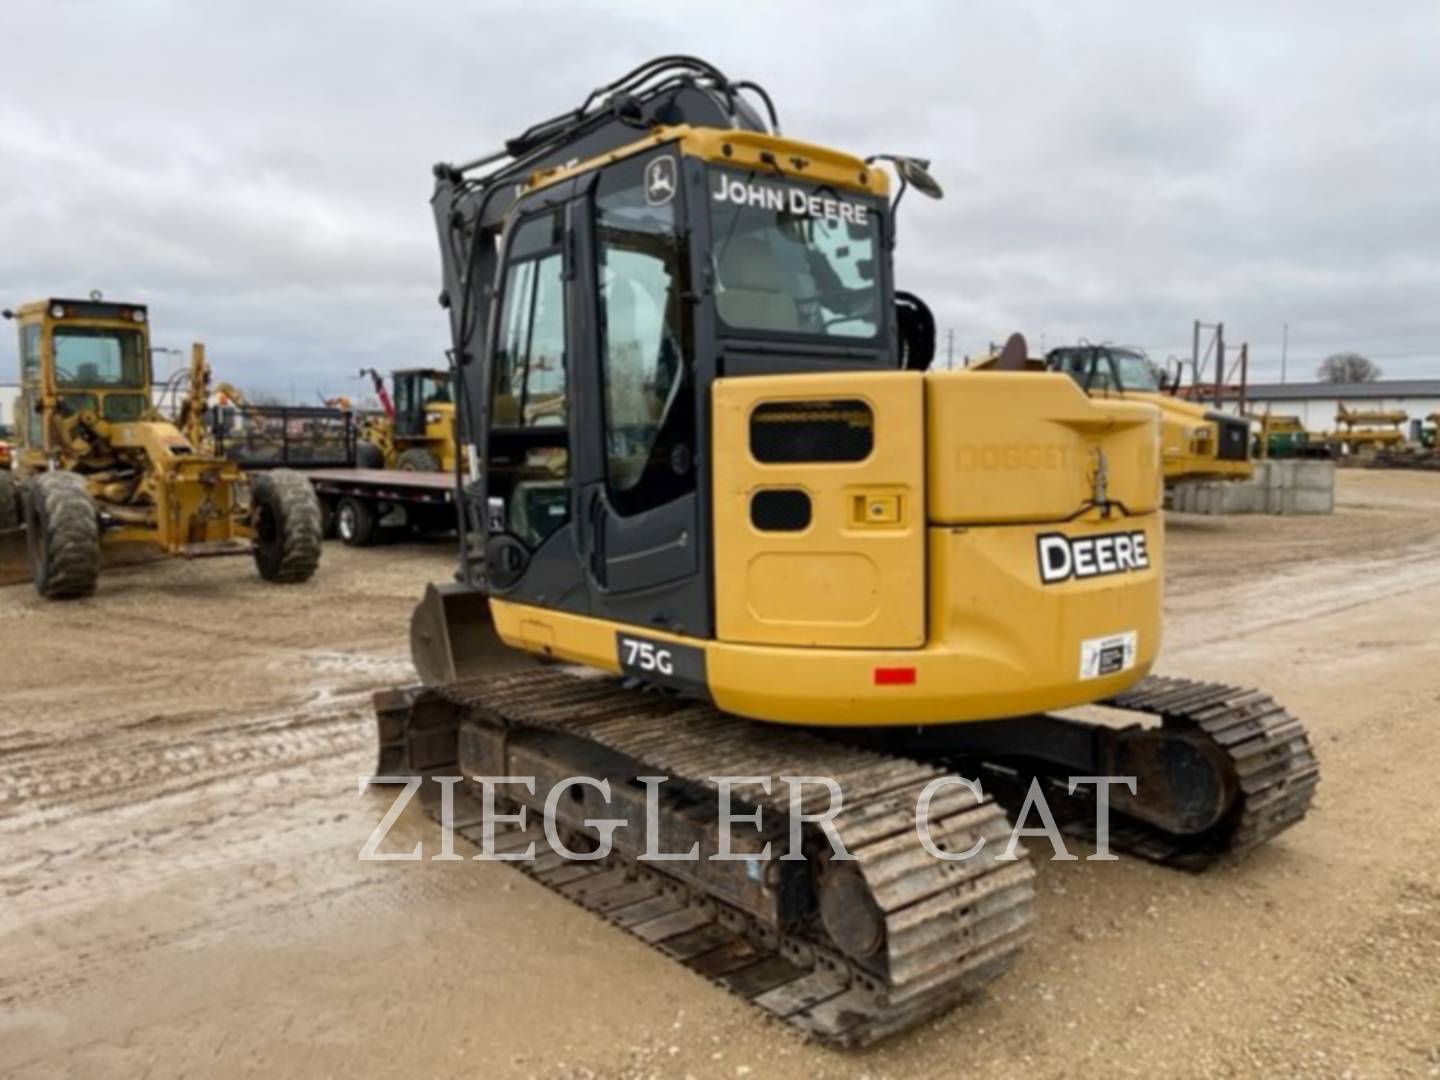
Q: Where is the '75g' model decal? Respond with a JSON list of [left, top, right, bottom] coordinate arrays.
[[615, 632, 708, 697]]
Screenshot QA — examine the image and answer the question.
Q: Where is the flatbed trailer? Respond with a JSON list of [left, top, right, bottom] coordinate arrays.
[[301, 468, 461, 546], [206, 404, 466, 547]]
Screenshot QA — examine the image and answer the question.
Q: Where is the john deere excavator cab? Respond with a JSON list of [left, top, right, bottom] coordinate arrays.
[[380, 57, 1316, 1045], [0, 296, 321, 598]]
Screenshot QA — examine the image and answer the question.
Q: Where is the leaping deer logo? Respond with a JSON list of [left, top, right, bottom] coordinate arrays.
[[645, 157, 676, 206]]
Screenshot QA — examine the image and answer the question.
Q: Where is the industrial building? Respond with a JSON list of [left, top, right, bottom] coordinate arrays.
[[1238, 379, 1440, 439]]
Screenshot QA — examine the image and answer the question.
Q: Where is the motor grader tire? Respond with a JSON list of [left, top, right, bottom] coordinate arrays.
[[335, 497, 378, 547], [25, 472, 100, 600], [356, 441, 386, 470], [0, 471, 20, 531], [251, 469, 322, 584], [397, 447, 441, 472]]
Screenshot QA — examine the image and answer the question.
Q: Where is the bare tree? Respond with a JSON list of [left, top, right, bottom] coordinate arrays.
[[1316, 352, 1382, 383]]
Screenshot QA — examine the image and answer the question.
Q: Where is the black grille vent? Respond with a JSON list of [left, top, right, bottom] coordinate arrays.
[[1210, 413, 1251, 462], [750, 489, 812, 532], [750, 400, 873, 464]]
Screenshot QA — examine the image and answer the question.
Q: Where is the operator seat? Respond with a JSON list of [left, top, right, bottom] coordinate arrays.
[[716, 236, 799, 332]]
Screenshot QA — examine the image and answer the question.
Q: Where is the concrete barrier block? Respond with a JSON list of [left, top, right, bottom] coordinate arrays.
[[1168, 458, 1333, 515]]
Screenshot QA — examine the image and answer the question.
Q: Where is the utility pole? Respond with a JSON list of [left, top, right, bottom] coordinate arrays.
[[1213, 322, 1225, 406], [1191, 320, 1201, 388], [1281, 323, 1289, 384], [946, 328, 955, 370]]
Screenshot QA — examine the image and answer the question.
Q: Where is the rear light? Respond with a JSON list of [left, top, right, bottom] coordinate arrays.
[[873, 666, 916, 686]]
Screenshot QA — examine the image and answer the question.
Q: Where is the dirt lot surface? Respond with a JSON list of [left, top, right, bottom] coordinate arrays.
[[2, 470, 1438, 1079]]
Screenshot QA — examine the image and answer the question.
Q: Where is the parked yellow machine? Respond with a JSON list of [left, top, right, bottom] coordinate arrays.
[[1319, 403, 1408, 454], [374, 57, 1318, 1045], [356, 367, 461, 472], [1043, 345, 1254, 484], [0, 296, 321, 598]]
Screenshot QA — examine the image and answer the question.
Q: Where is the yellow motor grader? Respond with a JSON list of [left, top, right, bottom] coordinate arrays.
[[0, 296, 322, 599]]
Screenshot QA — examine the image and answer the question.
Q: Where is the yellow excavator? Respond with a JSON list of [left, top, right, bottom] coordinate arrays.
[[0, 295, 322, 598], [373, 57, 1317, 1045]]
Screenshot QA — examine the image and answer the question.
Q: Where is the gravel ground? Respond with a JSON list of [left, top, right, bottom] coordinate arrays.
[[1, 469, 1438, 1079]]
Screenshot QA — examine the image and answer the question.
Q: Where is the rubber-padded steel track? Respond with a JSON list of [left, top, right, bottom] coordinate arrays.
[[376, 667, 1036, 1046]]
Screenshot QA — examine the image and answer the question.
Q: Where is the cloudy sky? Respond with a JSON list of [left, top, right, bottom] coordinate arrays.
[[2, 0, 1436, 400]]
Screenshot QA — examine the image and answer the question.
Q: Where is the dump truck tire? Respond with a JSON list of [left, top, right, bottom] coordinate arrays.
[[397, 448, 441, 471], [356, 441, 386, 469], [25, 472, 100, 600], [251, 469, 322, 584], [0, 472, 20, 531], [335, 497, 377, 547]]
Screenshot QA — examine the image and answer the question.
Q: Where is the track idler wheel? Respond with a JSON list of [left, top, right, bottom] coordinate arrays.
[[816, 861, 886, 961], [1107, 727, 1238, 837]]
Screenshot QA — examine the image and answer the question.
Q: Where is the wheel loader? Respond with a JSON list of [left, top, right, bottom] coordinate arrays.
[[373, 57, 1318, 1045], [0, 296, 322, 599], [355, 366, 462, 472], [976, 343, 1256, 486]]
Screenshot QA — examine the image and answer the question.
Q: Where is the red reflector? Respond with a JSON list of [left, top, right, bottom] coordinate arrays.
[[873, 667, 916, 686]]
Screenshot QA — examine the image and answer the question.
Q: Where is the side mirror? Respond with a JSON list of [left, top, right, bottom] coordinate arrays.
[[894, 157, 944, 200]]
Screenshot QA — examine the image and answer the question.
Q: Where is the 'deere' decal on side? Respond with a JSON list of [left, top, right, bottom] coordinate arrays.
[[1037, 531, 1150, 585]]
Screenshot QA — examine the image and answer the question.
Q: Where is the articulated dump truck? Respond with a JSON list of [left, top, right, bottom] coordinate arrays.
[[373, 56, 1318, 1045]]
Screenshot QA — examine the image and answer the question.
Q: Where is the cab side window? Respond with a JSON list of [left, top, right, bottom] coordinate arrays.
[[21, 326, 40, 382], [494, 212, 566, 429], [491, 209, 570, 549], [595, 151, 695, 517]]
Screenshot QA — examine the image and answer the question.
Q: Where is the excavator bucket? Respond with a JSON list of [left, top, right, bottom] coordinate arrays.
[[0, 523, 30, 587], [409, 582, 509, 685]]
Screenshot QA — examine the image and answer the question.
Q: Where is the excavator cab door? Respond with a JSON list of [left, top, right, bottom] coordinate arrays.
[[476, 148, 708, 636], [572, 148, 706, 637]]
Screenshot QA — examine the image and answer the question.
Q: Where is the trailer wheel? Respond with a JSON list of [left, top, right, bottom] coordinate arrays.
[[397, 448, 441, 472], [251, 469, 322, 583], [336, 497, 378, 547], [25, 472, 100, 600], [0, 472, 20, 531], [356, 441, 386, 469]]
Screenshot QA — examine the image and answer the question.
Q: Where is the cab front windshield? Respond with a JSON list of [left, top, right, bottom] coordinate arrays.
[[52, 327, 148, 389], [415, 373, 453, 405], [707, 167, 882, 340], [1056, 348, 1159, 393], [1111, 350, 1160, 392]]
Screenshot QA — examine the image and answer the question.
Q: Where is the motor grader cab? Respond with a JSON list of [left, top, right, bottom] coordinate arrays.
[[377, 57, 1317, 1044], [0, 297, 321, 598], [355, 366, 460, 472], [1045, 344, 1254, 484]]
